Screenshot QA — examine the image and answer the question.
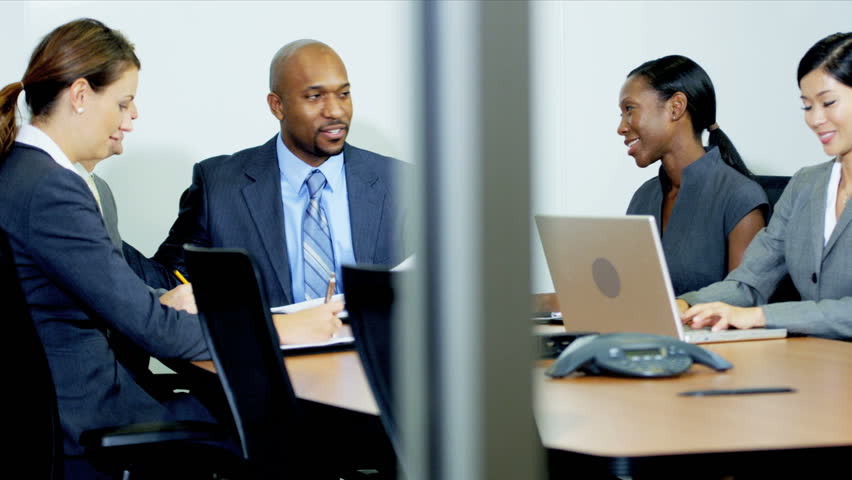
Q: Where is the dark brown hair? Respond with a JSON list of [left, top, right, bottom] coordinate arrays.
[[0, 18, 140, 158]]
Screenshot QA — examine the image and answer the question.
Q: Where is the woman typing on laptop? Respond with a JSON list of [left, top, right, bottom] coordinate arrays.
[[618, 55, 768, 296], [680, 33, 852, 341]]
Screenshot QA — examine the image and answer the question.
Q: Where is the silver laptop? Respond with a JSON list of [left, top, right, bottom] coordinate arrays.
[[534, 215, 787, 344]]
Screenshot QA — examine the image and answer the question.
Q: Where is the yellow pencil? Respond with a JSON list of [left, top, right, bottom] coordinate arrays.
[[174, 270, 189, 285]]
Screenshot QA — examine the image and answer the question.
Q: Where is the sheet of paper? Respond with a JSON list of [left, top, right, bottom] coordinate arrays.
[[279, 335, 354, 351], [278, 325, 354, 351], [270, 293, 347, 318], [392, 254, 415, 271]]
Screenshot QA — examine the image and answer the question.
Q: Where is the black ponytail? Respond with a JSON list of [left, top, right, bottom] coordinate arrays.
[[629, 55, 754, 179], [708, 126, 754, 180]]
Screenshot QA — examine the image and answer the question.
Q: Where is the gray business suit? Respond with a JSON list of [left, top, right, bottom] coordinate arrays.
[[92, 174, 187, 388], [92, 174, 122, 251], [681, 159, 852, 340], [92, 174, 180, 292]]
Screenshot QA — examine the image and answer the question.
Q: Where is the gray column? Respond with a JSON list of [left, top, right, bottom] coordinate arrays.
[[399, 1, 542, 479]]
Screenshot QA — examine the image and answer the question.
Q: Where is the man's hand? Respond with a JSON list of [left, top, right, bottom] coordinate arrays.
[[273, 300, 344, 344], [682, 302, 766, 331], [159, 283, 198, 314]]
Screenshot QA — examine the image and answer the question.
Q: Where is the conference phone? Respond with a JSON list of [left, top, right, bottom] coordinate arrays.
[[546, 332, 732, 378]]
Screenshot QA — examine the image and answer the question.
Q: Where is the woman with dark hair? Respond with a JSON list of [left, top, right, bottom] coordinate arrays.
[[681, 33, 852, 340], [0, 18, 341, 476], [619, 55, 768, 296]]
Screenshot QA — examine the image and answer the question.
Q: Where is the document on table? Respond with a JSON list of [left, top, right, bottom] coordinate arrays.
[[270, 293, 347, 318], [279, 333, 354, 352], [392, 254, 415, 271], [271, 295, 353, 351]]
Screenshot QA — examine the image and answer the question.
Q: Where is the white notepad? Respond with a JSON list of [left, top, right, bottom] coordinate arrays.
[[271, 295, 352, 350], [270, 293, 348, 318], [279, 334, 354, 352]]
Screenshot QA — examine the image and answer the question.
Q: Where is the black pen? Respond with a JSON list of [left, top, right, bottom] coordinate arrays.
[[679, 387, 795, 397]]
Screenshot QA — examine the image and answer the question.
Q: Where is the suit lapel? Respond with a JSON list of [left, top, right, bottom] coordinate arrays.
[[825, 173, 852, 259], [242, 137, 293, 304], [92, 175, 123, 253], [344, 145, 383, 263], [804, 163, 829, 266]]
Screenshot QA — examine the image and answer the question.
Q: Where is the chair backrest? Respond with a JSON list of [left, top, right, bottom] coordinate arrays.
[[0, 227, 63, 479], [754, 175, 800, 303], [342, 265, 404, 467], [755, 175, 792, 222], [184, 245, 318, 478]]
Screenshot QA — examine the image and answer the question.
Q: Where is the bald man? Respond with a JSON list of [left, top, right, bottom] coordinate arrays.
[[154, 40, 408, 308]]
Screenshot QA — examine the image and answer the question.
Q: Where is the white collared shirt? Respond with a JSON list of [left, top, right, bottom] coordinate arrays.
[[824, 159, 842, 246], [15, 124, 76, 173], [73, 162, 92, 180]]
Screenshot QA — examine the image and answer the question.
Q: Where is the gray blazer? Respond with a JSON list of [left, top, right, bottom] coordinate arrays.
[[93, 174, 185, 386], [681, 160, 852, 340], [93, 174, 179, 292], [92, 174, 122, 252]]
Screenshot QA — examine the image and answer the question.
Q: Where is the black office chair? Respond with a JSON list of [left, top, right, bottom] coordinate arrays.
[[184, 245, 340, 479], [0, 226, 234, 480], [342, 265, 405, 477], [755, 175, 801, 303], [3, 234, 62, 477], [755, 175, 790, 218]]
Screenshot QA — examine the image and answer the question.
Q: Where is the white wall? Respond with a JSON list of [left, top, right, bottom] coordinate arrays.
[[530, 0, 852, 293], [2, 0, 417, 255], [6, 1, 852, 295]]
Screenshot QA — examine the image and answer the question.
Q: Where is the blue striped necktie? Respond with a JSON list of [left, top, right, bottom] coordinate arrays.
[[303, 170, 335, 300]]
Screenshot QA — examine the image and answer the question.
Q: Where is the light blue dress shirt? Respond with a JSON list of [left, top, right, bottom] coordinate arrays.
[[277, 134, 355, 303]]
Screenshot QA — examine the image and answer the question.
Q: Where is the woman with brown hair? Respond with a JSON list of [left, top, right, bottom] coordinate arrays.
[[0, 18, 340, 478], [0, 19, 218, 478]]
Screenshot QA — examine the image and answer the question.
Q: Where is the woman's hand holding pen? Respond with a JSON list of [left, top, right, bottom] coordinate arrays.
[[273, 300, 344, 344], [159, 283, 198, 314]]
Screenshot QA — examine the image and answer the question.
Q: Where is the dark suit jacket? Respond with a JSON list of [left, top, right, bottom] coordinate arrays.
[[0, 144, 209, 456], [154, 136, 409, 307], [93, 174, 182, 390]]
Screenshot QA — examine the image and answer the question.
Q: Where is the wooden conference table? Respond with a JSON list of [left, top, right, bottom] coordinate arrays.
[[195, 335, 852, 477]]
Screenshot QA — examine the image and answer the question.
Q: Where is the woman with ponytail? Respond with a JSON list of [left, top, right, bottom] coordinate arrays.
[[618, 55, 768, 295], [0, 82, 25, 156], [1, 19, 341, 477], [681, 33, 852, 341], [0, 19, 225, 477]]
